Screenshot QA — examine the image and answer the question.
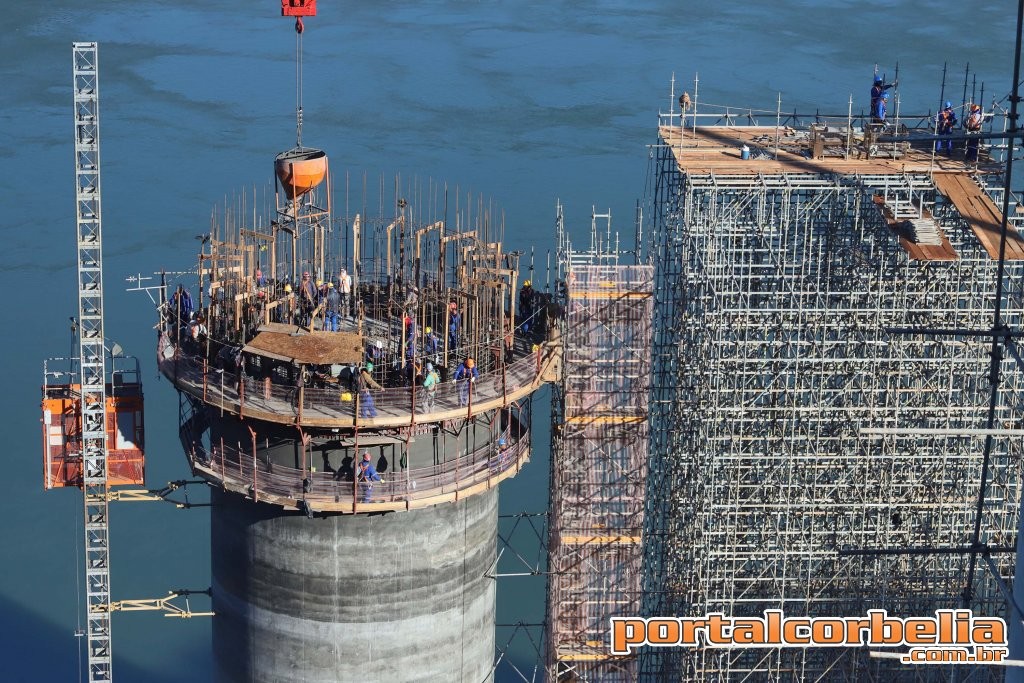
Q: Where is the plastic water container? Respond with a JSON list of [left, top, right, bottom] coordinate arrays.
[[740, 145, 751, 160]]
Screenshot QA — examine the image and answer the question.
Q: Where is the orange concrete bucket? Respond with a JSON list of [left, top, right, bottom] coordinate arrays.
[[275, 147, 328, 199]]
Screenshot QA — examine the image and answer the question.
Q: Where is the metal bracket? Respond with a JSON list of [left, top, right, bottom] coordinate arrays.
[[110, 589, 214, 618]]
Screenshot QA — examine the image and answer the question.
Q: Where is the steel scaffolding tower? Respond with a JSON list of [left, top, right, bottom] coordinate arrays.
[[547, 204, 654, 680], [72, 42, 113, 683], [640, 119, 1024, 680]]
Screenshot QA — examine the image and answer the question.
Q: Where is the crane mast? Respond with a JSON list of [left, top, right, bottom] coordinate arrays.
[[72, 42, 113, 683]]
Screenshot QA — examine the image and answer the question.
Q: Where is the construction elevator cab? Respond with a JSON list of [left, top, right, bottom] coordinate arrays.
[[41, 355, 145, 489]]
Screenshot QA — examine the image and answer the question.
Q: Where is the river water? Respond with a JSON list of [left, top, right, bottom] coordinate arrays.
[[1, 2, 1019, 680]]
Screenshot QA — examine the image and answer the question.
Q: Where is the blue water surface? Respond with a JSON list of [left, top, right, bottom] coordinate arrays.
[[1, 2, 1017, 680]]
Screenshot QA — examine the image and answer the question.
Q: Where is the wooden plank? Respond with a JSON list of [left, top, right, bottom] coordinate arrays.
[[871, 195, 958, 261], [934, 173, 1024, 260], [568, 291, 653, 300], [564, 416, 646, 424], [559, 536, 642, 544]]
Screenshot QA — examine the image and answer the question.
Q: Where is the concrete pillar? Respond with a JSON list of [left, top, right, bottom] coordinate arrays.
[[211, 487, 497, 682]]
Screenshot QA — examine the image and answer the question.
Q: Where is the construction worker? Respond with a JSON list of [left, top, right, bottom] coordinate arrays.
[[403, 358, 421, 388], [356, 362, 382, 418], [356, 452, 381, 503], [169, 284, 193, 338], [338, 268, 352, 318], [489, 437, 510, 473], [454, 357, 479, 406], [423, 326, 440, 360], [935, 101, 958, 155], [421, 361, 440, 412], [872, 91, 889, 125], [870, 73, 896, 113], [448, 302, 461, 350], [366, 339, 385, 366], [964, 104, 984, 161], [186, 313, 207, 352], [298, 271, 317, 325], [519, 280, 535, 321], [404, 316, 417, 359], [323, 282, 340, 331]]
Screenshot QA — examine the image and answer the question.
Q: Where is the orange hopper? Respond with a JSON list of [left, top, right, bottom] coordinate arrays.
[[275, 148, 328, 199]]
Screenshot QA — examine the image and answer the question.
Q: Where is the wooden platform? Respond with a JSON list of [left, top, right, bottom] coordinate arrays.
[[661, 125, 1023, 261], [660, 125, 1000, 176], [933, 173, 1024, 260]]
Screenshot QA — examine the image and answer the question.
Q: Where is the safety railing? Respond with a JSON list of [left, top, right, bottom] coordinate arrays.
[[159, 333, 547, 427], [188, 422, 531, 512]]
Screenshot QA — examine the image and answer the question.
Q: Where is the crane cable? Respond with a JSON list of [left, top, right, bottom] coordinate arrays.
[[295, 17, 304, 148]]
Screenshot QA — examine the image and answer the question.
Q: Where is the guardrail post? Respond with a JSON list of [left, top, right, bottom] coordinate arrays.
[[249, 426, 258, 503]]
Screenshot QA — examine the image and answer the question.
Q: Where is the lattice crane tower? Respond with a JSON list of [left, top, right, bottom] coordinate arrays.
[[72, 42, 114, 683]]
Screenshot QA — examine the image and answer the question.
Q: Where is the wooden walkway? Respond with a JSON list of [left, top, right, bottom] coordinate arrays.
[[160, 340, 560, 429], [933, 173, 1024, 260]]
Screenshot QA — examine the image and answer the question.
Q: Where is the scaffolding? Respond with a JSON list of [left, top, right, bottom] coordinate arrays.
[[640, 108, 1024, 680], [547, 204, 654, 680]]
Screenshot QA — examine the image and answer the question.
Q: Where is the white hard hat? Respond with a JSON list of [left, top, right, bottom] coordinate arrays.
[[375, 340, 383, 349]]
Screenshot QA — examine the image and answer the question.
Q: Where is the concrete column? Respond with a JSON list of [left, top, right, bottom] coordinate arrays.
[[211, 487, 497, 682]]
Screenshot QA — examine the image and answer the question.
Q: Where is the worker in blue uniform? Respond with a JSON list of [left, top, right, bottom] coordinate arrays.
[[170, 284, 194, 339], [453, 357, 478, 406], [448, 302, 461, 351], [935, 101, 958, 155], [323, 282, 340, 331], [356, 452, 381, 502], [423, 326, 440, 363], [870, 74, 896, 113], [357, 362, 382, 418], [872, 92, 889, 125]]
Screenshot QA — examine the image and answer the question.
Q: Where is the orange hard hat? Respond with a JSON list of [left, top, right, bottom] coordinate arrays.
[[466, 357, 475, 368]]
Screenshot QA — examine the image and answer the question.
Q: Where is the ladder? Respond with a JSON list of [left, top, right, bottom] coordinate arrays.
[[73, 42, 113, 683]]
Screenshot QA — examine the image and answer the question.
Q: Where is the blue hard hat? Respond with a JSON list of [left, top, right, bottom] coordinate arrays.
[[945, 100, 953, 109], [874, 74, 883, 83], [498, 438, 507, 446], [882, 92, 889, 100]]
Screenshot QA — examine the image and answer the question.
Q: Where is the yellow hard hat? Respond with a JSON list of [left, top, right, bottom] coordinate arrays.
[[524, 280, 531, 287], [316, 279, 323, 286], [425, 326, 432, 334], [284, 283, 293, 293]]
